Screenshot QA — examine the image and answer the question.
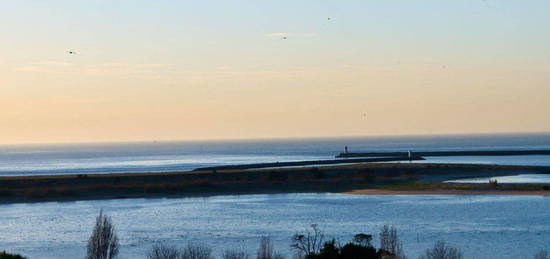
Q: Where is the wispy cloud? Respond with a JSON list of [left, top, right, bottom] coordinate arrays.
[[13, 61, 172, 79], [99, 63, 168, 69], [14, 61, 74, 71], [15, 66, 50, 72], [32, 61, 74, 66], [265, 32, 316, 38]]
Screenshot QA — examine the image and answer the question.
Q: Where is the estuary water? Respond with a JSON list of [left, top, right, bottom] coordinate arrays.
[[1, 193, 550, 259], [446, 174, 550, 184], [1, 133, 550, 176]]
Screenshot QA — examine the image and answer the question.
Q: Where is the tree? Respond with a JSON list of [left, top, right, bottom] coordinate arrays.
[[182, 244, 214, 259], [291, 224, 325, 259], [304, 237, 378, 259], [147, 244, 182, 259], [223, 249, 251, 259], [257, 236, 284, 259], [87, 210, 119, 259], [339, 242, 378, 259], [0, 251, 27, 259], [352, 234, 373, 247], [306, 239, 339, 259], [535, 250, 549, 259], [418, 240, 462, 259], [258, 236, 274, 259], [379, 225, 405, 259]]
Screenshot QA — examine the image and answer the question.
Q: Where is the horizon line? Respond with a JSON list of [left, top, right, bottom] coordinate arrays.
[[2, 131, 550, 147]]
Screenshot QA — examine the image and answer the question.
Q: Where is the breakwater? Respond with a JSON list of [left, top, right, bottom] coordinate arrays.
[[336, 150, 550, 158], [192, 156, 424, 171]]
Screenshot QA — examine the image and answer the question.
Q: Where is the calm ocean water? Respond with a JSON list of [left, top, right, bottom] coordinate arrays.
[[2, 193, 550, 259], [1, 133, 550, 176], [2, 134, 550, 259]]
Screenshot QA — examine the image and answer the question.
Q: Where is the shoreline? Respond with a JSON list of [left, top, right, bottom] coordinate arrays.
[[345, 188, 550, 196], [1, 163, 550, 204]]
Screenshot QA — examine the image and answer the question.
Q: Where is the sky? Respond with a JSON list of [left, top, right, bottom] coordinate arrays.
[[1, 0, 550, 144]]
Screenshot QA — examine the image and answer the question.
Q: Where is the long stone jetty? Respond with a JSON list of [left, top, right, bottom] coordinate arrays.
[[193, 156, 424, 171], [336, 149, 550, 158]]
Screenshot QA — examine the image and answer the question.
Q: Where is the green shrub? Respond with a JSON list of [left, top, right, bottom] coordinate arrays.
[[0, 251, 27, 259], [340, 243, 378, 259], [0, 190, 13, 197], [310, 168, 325, 179], [305, 239, 379, 259]]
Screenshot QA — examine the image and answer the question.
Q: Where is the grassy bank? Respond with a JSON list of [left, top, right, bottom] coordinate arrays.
[[1, 163, 549, 204]]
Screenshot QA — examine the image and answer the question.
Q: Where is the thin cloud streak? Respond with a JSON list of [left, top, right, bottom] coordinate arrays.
[[13, 62, 172, 78], [265, 32, 316, 38]]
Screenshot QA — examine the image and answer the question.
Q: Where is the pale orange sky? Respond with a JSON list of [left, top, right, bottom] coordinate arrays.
[[1, 1, 550, 144]]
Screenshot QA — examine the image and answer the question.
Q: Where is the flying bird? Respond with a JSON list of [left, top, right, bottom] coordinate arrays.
[[68, 50, 76, 55]]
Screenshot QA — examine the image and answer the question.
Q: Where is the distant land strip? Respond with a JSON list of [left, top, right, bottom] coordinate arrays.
[[336, 150, 550, 158], [192, 156, 425, 171]]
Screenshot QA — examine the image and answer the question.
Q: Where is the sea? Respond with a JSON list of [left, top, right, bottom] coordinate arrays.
[[1, 133, 550, 177], [2, 194, 550, 259], [2, 133, 550, 259]]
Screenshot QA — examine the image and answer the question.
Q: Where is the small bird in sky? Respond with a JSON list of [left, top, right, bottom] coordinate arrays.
[[282, 36, 287, 40], [68, 50, 76, 55], [328, 17, 331, 21]]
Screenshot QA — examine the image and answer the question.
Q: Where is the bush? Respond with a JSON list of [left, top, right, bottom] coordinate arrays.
[[182, 244, 214, 259], [418, 240, 462, 259], [340, 242, 378, 259], [362, 169, 375, 183], [268, 171, 289, 182], [304, 238, 378, 259], [306, 239, 339, 259], [535, 250, 549, 259], [0, 251, 27, 259], [310, 168, 325, 179], [223, 249, 250, 259], [148, 244, 182, 259], [352, 234, 373, 247], [146, 243, 214, 259], [0, 190, 13, 197]]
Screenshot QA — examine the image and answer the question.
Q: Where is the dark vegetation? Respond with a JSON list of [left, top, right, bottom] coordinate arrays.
[[1, 163, 548, 203], [534, 250, 549, 259], [0, 251, 26, 259], [86, 210, 119, 259], [418, 240, 462, 259]]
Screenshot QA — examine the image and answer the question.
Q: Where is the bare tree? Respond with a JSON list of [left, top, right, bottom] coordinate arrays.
[[291, 224, 325, 258], [257, 236, 285, 259], [258, 236, 274, 259], [418, 240, 462, 259], [223, 249, 250, 259], [87, 210, 119, 259], [182, 244, 214, 259], [535, 250, 549, 259], [353, 233, 373, 247], [148, 244, 182, 259], [379, 225, 405, 259]]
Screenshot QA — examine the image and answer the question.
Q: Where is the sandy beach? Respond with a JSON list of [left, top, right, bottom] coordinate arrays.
[[345, 188, 550, 196]]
